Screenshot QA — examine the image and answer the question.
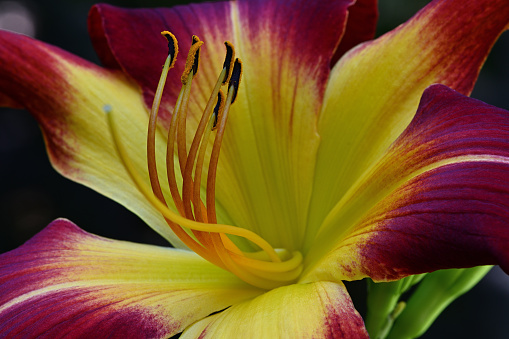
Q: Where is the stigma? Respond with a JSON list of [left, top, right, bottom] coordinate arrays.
[[105, 31, 303, 290]]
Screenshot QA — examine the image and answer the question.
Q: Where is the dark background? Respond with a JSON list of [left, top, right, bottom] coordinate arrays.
[[0, 0, 508, 338]]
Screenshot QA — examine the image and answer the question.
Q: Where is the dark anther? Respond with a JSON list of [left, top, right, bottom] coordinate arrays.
[[228, 58, 242, 104], [165, 34, 176, 57], [161, 31, 178, 67], [212, 91, 225, 130], [222, 42, 235, 85]]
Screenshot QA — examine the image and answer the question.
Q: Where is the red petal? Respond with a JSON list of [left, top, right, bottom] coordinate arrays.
[[0, 30, 85, 111], [359, 85, 509, 280], [0, 30, 99, 171], [0, 219, 261, 337], [332, 0, 378, 64], [304, 85, 509, 282], [360, 161, 509, 280]]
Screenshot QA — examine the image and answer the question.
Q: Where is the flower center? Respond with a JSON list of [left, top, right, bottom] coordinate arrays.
[[105, 32, 303, 290]]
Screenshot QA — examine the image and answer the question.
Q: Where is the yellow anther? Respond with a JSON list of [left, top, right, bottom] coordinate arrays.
[[181, 35, 203, 84]]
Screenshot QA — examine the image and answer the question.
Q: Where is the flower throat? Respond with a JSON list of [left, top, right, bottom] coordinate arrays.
[[106, 31, 303, 290]]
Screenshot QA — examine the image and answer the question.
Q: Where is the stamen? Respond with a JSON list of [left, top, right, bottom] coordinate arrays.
[[147, 34, 178, 206], [105, 34, 305, 290], [107, 112, 282, 261], [149, 34, 215, 253], [220, 232, 243, 255], [181, 41, 233, 221], [172, 76, 217, 254], [179, 39, 233, 221]]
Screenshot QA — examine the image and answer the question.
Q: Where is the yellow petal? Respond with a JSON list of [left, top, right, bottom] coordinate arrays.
[[181, 281, 368, 338]]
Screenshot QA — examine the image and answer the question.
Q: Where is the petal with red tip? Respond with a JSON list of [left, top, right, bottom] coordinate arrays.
[[302, 85, 509, 283], [181, 281, 368, 338], [0, 30, 192, 247], [307, 0, 509, 245], [0, 219, 262, 338]]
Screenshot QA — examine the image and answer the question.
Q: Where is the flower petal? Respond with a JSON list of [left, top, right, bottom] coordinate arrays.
[[181, 281, 368, 338], [332, 0, 378, 64], [302, 85, 509, 283], [0, 219, 262, 337], [0, 29, 189, 247], [88, 1, 355, 249], [307, 0, 509, 245]]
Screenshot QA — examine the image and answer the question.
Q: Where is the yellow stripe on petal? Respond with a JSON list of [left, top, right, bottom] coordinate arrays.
[[181, 281, 368, 338]]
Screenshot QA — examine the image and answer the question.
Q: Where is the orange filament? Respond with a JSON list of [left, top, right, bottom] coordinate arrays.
[[182, 90, 225, 223], [206, 59, 241, 225], [105, 32, 303, 290]]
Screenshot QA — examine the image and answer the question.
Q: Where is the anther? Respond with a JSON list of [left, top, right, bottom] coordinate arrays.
[[160, 31, 178, 68], [212, 90, 226, 130], [222, 41, 235, 84], [228, 58, 242, 103], [191, 35, 201, 75], [181, 35, 203, 84]]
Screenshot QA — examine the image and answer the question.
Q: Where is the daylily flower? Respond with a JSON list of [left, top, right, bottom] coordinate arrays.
[[1, 0, 509, 337]]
